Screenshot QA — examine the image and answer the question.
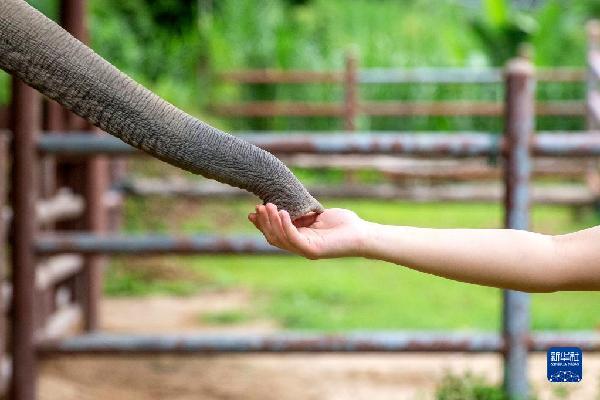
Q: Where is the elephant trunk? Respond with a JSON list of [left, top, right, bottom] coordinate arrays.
[[0, 0, 323, 219]]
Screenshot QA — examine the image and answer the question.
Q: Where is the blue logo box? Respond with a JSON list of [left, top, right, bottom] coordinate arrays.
[[547, 347, 582, 383]]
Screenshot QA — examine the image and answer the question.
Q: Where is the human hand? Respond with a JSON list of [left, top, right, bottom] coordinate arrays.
[[248, 203, 369, 259]]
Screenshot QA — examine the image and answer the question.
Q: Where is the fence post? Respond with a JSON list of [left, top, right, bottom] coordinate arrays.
[[9, 79, 39, 400], [344, 50, 358, 131], [0, 133, 8, 397], [503, 57, 534, 400], [83, 132, 109, 331], [59, 0, 108, 332], [587, 20, 600, 130]]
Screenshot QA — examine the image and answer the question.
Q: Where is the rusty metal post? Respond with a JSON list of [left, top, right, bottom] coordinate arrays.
[[503, 58, 534, 399], [0, 133, 8, 397], [59, 0, 108, 332], [344, 51, 358, 131], [36, 100, 66, 337], [83, 134, 108, 332], [587, 20, 600, 130], [9, 78, 40, 400]]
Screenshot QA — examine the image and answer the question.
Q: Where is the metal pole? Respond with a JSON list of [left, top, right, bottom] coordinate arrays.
[[502, 58, 534, 400], [36, 331, 600, 356], [83, 135, 108, 331], [9, 79, 39, 400], [60, 0, 108, 332], [37, 131, 600, 157], [0, 134, 8, 398], [38, 100, 64, 335], [586, 20, 600, 130]]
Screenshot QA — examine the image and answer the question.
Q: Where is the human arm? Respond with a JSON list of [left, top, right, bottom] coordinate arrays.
[[249, 204, 600, 293]]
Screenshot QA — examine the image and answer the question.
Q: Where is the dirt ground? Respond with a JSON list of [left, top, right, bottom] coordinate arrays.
[[39, 292, 600, 400]]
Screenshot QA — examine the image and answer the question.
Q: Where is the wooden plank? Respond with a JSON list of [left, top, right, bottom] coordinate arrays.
[[282, 154, 594, 173], [212, 101, 585, 117], [363, 101, 584, 117], [360, 68, 502, 84], [211, 102, 344, 117], [361, 101, 501, 116], [2, 256, 84, 315], [536, 101, 586, 116], [121, 179, 598, 206], [536, 68, 586, 82], [282, 154, 596, 181], [36, 256, 84, 291], [220, 70, 343, 84], [36, 304, 82, 342], [2, 189, 84, 226], [37, 189, 84, 225], [220, 68, 584, 85]]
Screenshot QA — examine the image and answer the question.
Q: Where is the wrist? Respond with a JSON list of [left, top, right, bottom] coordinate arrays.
[[354, 220, 382, 258]]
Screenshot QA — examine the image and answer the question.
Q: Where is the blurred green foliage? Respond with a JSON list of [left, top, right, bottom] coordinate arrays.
[[470, 0, 537, 65], [435, 372, 509, 400], [0, 0, 598, 130]]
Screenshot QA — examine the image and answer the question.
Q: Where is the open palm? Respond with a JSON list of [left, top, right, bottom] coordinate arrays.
[[249, 204, 367, 259]]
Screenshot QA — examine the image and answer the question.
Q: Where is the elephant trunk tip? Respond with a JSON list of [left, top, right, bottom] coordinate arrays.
[[287, 197, 325, 221]]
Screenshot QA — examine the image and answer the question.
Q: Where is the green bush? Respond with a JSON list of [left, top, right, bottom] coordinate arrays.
[[435, 372, 509, 400]]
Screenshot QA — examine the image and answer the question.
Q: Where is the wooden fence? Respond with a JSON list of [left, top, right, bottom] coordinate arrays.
[[212, 56, 588, 127]]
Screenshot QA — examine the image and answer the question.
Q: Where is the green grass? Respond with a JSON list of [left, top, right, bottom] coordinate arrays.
[[104, 262, 200, 297], [107, 198, 600, 331], [201, 310, 252, 326], [435, 371, 508, 400]]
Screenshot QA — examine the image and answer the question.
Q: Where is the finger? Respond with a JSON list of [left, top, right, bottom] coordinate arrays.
[[257, 204, 281, 246], [255, 205, 270, 230], [281, 210, 313, 254], [248, 213, 257, 224], [266, 203, 289, 248]]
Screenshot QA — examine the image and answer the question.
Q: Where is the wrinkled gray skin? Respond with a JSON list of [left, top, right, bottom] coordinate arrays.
[[0, 0, 323, 219]]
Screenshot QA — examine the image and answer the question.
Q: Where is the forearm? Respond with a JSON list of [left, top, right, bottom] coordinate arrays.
[[360, 224, 598, 292]]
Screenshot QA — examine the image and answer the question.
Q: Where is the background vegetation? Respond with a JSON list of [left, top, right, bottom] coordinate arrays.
[[2, 0, 599, 130]]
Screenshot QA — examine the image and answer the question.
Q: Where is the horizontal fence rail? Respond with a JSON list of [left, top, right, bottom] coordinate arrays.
[[35, 234, 283, 255], [279, 154, 599, 179], [220, 67, 586, 85], [212, 101, 585, 118], [37, 331, 600, 356], [119, 180, 599, 206], [37, 131, 600, 157]]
